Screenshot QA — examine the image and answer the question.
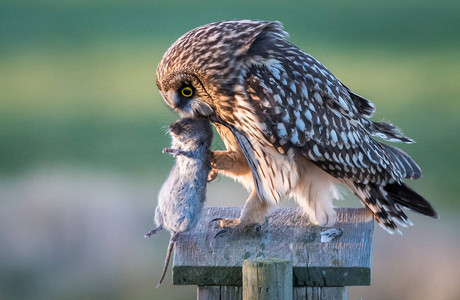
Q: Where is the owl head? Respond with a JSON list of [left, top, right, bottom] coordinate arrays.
[[155, 20, 287, 120]]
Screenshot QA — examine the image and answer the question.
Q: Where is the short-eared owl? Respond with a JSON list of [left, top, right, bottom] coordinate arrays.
[[155, 20, 438, 233]]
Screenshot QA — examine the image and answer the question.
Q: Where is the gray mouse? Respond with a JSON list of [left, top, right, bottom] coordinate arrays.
[[145, 117, 213, 287]]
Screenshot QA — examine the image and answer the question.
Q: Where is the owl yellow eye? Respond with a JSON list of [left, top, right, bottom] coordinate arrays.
[[181, 86, 193, 97]]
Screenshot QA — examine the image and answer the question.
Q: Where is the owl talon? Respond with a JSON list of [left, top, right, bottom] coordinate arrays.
[[207, 169, 219, 182], [209, 218, 223, 226], [213, 229, 230, 239], [213, 224, 262, 239], [212, 218, 263, 239]]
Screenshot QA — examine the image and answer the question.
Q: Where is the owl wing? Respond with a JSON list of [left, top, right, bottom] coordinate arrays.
[[242, 58, 421, 187], [242, 58, 437, 231]]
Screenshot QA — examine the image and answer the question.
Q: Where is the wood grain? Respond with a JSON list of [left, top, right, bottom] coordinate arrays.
[[197, 286, 243, 300], [242, 258, 292, 300], [173, 207, 373, 287], [197, 286, 220, 300]]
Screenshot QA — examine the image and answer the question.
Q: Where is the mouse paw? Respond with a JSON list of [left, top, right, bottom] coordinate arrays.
[[162, 148, 187, 157]]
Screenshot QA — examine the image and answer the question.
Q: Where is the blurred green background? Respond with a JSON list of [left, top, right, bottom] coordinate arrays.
[[1, 0, 459, 299]]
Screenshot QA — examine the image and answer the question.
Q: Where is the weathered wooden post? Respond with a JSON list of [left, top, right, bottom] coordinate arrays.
[[243, 258, 293, 299], [172, 207, 374, 300]]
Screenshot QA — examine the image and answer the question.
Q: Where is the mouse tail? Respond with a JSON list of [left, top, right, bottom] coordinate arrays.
[[156, 232, 178, 288]]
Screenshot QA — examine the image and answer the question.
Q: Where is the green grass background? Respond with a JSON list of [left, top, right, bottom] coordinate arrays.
[[1, 1, 459, 299], [2, 0, 458, 207]]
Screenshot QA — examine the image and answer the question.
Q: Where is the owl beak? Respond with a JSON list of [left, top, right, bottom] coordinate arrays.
[[162, 90, 182, 111]]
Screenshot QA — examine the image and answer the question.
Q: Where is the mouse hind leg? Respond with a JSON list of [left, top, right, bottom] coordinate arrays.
[[144, 225, 163, 238]]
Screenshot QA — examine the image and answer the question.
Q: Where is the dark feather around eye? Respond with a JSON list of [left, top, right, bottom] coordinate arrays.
[[180, 86, 194, 97]]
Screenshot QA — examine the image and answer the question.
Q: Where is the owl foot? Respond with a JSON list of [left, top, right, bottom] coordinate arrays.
[[312, 207, 337, 227], [210, 218, 262, 238], [210, 217, 241, 228]]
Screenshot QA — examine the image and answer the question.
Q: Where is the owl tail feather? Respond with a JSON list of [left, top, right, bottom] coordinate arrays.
[[384, 182, 438, 219], [371, 121, 415, 144], [348, 181, 438, 234], [379, 143, 422, 180]]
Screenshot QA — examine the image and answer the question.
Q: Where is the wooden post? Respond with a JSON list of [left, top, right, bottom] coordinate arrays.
[[197, 286, 242, 300], [243, 258, 292, 300], [171, 207, 373, 300]]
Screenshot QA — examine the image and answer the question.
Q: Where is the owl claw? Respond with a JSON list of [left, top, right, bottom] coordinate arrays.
[[213, 229, 230, 239], [212, 219, 262, 239], [207, 169, 219, 182], [209, 218, 223, 226]]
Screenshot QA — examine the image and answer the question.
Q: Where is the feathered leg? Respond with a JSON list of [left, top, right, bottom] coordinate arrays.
[[291, 159, 342, 227]]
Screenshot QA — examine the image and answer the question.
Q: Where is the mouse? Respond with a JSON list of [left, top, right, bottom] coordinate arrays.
[[145, 117, 213, 287]]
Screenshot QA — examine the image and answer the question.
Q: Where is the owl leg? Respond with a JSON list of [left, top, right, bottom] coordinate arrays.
[[209, 151, 270, 233], [292, 161, 341, 227], [212, 189, 270, 236], [225, 189, 268, 226]]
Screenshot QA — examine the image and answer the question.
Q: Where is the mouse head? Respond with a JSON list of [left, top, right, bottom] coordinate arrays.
[[169, 118, 213, 147]]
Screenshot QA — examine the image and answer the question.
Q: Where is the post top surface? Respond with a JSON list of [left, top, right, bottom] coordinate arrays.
[[172, 207, 374, 287]]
